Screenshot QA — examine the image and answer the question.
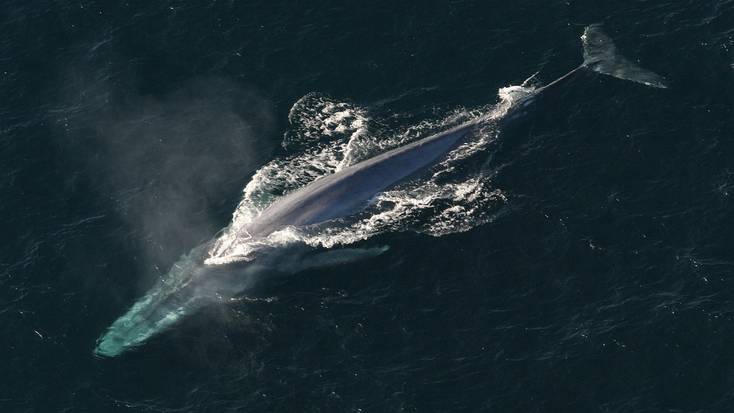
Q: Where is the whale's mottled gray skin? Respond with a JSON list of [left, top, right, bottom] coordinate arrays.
[[247, 120, 481, 237]]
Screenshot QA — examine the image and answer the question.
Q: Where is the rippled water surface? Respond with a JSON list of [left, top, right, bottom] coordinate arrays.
[[2, 1, 734, 411]]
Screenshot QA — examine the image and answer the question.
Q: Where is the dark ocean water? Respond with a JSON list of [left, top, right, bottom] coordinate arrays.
[[3, 1, 734, 412]]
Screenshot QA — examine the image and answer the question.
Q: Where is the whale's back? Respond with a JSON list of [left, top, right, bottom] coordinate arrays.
[[246, 122, 476, 237]]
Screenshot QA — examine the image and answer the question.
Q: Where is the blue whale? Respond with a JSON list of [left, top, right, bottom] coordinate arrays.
[[245, 25, 668, 239], [94, 25, 666, 357]]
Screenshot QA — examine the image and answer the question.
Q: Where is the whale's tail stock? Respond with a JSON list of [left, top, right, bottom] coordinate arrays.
[[581, 24, 667, 89]]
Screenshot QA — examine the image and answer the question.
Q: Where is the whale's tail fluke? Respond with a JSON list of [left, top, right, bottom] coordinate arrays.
[[581, 24, 667, 88]]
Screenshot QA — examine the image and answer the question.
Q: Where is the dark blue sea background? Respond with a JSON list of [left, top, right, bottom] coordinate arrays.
[[3, 1, 734, 411]]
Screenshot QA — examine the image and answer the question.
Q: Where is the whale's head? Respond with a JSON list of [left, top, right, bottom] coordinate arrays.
[[94, 243, 259, 358], [94, 239, 388, 357]]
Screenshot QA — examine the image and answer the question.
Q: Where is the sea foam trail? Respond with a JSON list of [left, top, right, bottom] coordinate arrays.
[[206, 86, 530, 265]]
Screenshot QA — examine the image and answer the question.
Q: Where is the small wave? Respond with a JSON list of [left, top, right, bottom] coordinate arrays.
[[284, 92, 369, 154]]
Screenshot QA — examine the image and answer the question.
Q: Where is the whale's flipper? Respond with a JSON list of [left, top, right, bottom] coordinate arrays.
[[298, 246, 390, 270], [581, 24, 667, 88]]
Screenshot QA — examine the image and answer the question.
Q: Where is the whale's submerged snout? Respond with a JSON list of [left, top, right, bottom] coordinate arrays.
[[94, 244, 233, 358], [94, 287, 195, 357], [94, 242, 390, 357], [95, 264, 205, 357]]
